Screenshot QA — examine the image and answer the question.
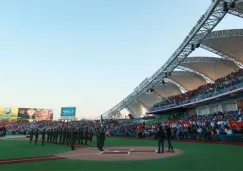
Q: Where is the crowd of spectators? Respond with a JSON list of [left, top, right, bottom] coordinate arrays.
[[99, 119, 138, 136], [1, 110, 243, 143], [139, 110, 243, 143], [101, 110, 243, 143], [152, 69, 243, 111], [0, 126, 6, 137]]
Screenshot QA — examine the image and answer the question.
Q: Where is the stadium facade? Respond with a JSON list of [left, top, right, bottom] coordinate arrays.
[[102, 0, 243, 119]]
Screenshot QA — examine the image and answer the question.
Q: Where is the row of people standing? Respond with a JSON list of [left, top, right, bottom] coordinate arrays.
[[46, 127, 93, 146], [29, 127, 94, 147], [29, 126, 106, 151]]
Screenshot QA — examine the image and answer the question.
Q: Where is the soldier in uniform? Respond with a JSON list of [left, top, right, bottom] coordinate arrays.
[[55, 128, 59, 144], [78, 127, 83, 145], [53, 128, 57, 143], [70, 128, 77, 150], [47, 129, 51, 143], [29, 129, 34, 143], [50, 128, 53, 143], [84, 127, 89, 145], [89, 129, 93, 142], [69, 128, 72, 145], [96, 128, 100, 148], [62, 128, 67, 144], [66, 128, 71, 145], [34, 129, 39, 145], [41, 129, 46, 145], [58, 128, 63, 144], [98, 127, 105, 151]]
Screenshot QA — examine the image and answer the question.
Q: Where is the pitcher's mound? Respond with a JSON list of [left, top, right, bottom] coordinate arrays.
[[56, 146, 183, 161]]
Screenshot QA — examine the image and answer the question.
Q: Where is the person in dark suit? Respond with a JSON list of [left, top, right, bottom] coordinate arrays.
[[98, 127, 105, 151], [166, 126, 174, 153], [156, 127, 165, 153]]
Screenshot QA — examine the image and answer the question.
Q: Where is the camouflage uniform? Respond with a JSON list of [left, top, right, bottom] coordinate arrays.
[[29, 129, 34, 143], [47, 129, 51, 142], [62, 128, 67, 144], [58, 128, 63, 144], [41, 129, 46, 145], [70, 128, 77, 150], [78, 127, 83, 145], [34, 129, 39, 145]]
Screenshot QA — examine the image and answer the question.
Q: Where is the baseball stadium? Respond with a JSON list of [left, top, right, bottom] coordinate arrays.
[[1, 0, 243, 171]]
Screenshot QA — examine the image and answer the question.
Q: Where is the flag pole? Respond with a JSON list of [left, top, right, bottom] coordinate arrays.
[[100, 115, 103, 127]]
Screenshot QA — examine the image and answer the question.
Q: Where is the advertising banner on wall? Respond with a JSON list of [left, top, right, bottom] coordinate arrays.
[[18, 108, 36, 120], [36, 109, 53, 121], [61, 107, 76, 119], [0, 107, 19, 120], [17, 108, 53, 120]]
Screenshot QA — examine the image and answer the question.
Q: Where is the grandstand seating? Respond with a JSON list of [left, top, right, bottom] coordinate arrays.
[[150, 69, 243, 112]]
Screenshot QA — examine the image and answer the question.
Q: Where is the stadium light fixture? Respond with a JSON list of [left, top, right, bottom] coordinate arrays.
[[196, 43, 200, 48], [165, 72, 171, 77], [230, 2, 235, 8], [147, 89, 154, 93], [223, 2, 229, 12], [165, 74, 168, 78], [191, 44, 195, 51]]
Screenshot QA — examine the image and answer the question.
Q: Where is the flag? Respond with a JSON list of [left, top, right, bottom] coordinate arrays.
[[100, 115, 103, 126]]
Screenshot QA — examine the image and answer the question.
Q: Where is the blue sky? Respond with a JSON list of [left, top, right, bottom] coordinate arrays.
[[0, 0, 242, 119]]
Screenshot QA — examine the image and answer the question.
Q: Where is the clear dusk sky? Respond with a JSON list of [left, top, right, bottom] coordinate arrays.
[[0, 0, 242, 119]]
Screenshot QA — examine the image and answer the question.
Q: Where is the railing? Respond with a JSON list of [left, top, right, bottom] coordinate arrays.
[[150, 81, 243, 112]]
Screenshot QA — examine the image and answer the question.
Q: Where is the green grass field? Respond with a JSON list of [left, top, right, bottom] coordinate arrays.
[[0, 138, 242, 171]]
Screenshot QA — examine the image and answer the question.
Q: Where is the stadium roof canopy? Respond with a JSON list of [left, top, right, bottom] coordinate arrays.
[[180, 56, 239, 81], [200, 29, 243, 65], [127, 29, 243, 116], [102, 1, 243, 119]]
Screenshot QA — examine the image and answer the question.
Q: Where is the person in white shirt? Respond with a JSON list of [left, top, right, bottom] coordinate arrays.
[[150, 129, 155, 139], [197, 127, 202, 139], [217, 121, 223, 125], [211, 121, 215, 128], [238, 109, 241, 116], [216, 129, 219, 135], [238, 116, 242, 123], [226, 129, 232, 135]]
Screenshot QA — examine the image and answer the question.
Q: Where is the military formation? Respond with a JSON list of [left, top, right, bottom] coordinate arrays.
[[29, 126, 105, 151]]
